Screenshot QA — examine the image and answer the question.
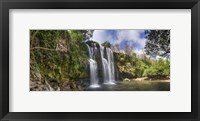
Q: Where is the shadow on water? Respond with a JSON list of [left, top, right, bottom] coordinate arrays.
[[85, 81, 170, 91]]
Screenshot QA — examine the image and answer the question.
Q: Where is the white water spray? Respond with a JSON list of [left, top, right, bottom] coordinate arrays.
[[87, 44, 100, 88], [100, 45, 115, 84]]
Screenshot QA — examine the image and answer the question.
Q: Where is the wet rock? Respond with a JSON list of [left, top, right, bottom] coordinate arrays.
[[123, 78, 130, 82]]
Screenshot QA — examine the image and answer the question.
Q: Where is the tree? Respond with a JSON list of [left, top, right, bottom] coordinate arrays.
[[124, 41, 134, 56], [80, 30, 94, 41], [143, 58, 170, 79], [144, 30, 170, 58], [112, 43, 120, 53], [101, 41, 111, 48], [67, 30, 89, 80]]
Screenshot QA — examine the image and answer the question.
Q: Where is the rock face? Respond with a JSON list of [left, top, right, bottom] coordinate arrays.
[[30, 30, 91, 91], [86, 40, 116, 86], [86, 41, 104, 84], [123, 78, 130, 82], [30, 48, 88, 91], [30, 80, 49, 91], [113, 52, 120, 81], [61, 80, 89, 91], [30, 39, 117, 91]]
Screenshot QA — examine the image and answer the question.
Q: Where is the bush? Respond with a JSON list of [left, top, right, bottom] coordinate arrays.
[[143, 58, 170, 79]]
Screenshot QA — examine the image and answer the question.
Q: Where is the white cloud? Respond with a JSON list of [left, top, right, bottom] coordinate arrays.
[[93, 30, 146, 46], [134, 48, 144, 56], [92, 30, 114, 44], [115, 30, 146, 48], [115, 30, 147, 56], [92, 30, 147, 56]]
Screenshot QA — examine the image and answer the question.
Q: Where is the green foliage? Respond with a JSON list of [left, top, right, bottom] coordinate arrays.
[[115, 51, 170, 80], [143, 58, 170, 79], [145, 30, 170, 58], [134, 59, 147, 77], [115, 52, 137, 79], [30, 30, 89, 87], [79, 30, 94, 41], [67, 30, 89, 80], [101, 41, 111, 48], [30, 30, 64, 48], [30, 29, 170, 91], [33, 50, 70, 81]]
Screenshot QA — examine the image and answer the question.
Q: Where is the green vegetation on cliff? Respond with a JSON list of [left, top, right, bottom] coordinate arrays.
[[114, 50, 170, 81], [30, 30, 89, 91]]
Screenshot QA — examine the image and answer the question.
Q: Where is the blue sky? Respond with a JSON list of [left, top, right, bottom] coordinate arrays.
[[92, 30, 147, 55]]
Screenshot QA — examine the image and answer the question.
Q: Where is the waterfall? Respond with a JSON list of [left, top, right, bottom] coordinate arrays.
[[86, 41, 116, 87], [87, 44, 100, 88], [100, 46, 109, 83], [100, 45, 115, 84], [106, 48, 115, 84]]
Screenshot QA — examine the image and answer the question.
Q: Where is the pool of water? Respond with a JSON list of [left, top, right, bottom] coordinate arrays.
[[85, 81, 170, 91]]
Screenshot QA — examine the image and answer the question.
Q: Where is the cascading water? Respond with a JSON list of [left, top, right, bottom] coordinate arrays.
[[100, 46, 109, 82], [87, 44, 100, 88], [100, 45, 115, 84], [106, 48, 115, 84]]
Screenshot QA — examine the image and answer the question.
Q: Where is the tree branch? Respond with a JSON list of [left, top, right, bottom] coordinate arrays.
[[160, 50, 170, 57], [30, 47, 57, 51]]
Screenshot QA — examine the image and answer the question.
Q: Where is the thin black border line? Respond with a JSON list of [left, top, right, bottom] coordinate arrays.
[[198, 2, 200, 120], [3, 1, 198, 119], [1, 2, 198, 9], [191, 1, 199, 119], [2, 1, 9, 120], [0, 0, 3, 119], [0, 0, 199, 121]]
